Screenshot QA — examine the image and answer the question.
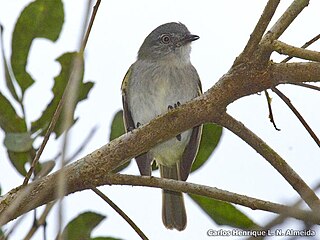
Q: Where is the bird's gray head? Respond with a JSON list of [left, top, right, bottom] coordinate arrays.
[[138, 22, 199, 62]]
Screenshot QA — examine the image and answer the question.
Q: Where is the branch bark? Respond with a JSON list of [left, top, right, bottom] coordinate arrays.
[[273, 40, 320, 62]]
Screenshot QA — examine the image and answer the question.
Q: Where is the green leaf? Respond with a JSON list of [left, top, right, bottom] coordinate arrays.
[[10, 0, 64, 94], [189, 194, 258, 229], [0, 92, 26, 133], [4, 132, 33, 152], [0, 25, 19, 102], [109, 110, 125, 141], [7, 149, 35, 176], [109, 110, 130, 173], [191, 123, 222, 172], [0, 94, 35, 175], [31, 52, 94, 138], [60, 211, 106, 240]]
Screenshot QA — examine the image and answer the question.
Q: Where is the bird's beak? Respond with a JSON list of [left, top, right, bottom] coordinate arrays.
[[176, 34, 199, 47], [185, 34, 200, 42]]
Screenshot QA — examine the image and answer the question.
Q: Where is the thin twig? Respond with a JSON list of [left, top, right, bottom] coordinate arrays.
[[57, 54, 84, 236], [91, 187, 149, 240], [273, 34, 320, 147], [23, 0, 102, 186], [218, 113, 320, 211], [273, 40, 320, 62], [266, 33, 320, 132], [290, 82, 320, 91], [46, 126, 98, 164], [57, 0, 102, 233], [3, 170, 320, 226], [237, 0, 280, 64], [23, 89, 66, 185], [3, 214, 25, 239], [66, 126, 98, 164], [80, 0, 101, 53], [263, 183, 320, 230], [100, 174, 320, 224], [78, 0, 94, 51], [271, 87, 320, 148], [246, 182, 320, 240], [264, 90, 281, 131], [23, 202, 55, 240]]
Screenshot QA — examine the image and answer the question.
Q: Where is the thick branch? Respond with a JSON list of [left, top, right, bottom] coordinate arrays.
[[272, 62, 320, 84]]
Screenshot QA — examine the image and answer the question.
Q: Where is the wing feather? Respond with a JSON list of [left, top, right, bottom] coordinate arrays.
[[121, 66, 152, 176]]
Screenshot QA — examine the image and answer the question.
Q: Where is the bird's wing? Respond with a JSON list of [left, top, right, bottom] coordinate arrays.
[[179, 72, 203, 181], [121, 67, 135, 132], [121, 66, 152, 176]]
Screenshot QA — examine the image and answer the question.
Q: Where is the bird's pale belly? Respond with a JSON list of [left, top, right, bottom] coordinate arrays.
[[150, 129, 191, 166], [129, 80, 193, 167]]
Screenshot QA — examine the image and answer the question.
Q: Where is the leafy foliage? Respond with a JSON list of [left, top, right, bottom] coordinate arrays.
[[60, 212, 105, 240], [189, 194, 258, 229], [0, 25, 19, 102], [10, 0, 64, 95], [0, 0, 93, 176], [109, 110, 125, 141], [0, 92, 26, 133], [109, 110, 130, 172], [4, 132, 33, 152], [31, 52, 94, 138], [192, 123, 222, 172], [0, 91, 32, 175]]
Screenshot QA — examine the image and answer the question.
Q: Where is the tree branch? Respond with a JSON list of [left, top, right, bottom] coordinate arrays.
[[271, 62, 320, 85], [217, 113, 320, 212], [1, 59, 320, 226], [91, 187, 149, 240], [273, 40, 320, 62], [267, 0, 309, 41], [281, 33, 320, 63], [2, 174, 320, 226], [271, 87, 320, 147], [237, 0, 280, 64], [290, 82, 320, 91]]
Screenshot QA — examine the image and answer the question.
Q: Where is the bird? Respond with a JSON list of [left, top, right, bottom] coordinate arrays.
[[121, 22, 202, 231]]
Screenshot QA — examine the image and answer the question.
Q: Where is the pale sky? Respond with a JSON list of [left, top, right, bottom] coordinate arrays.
[[0, 1, 320, 239]]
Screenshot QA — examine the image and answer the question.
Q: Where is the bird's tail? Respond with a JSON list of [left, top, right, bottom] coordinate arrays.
[[160, 164, 186, 231]]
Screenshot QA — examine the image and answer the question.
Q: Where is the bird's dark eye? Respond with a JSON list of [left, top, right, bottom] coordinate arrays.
[[161, 34, 171, 44]]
